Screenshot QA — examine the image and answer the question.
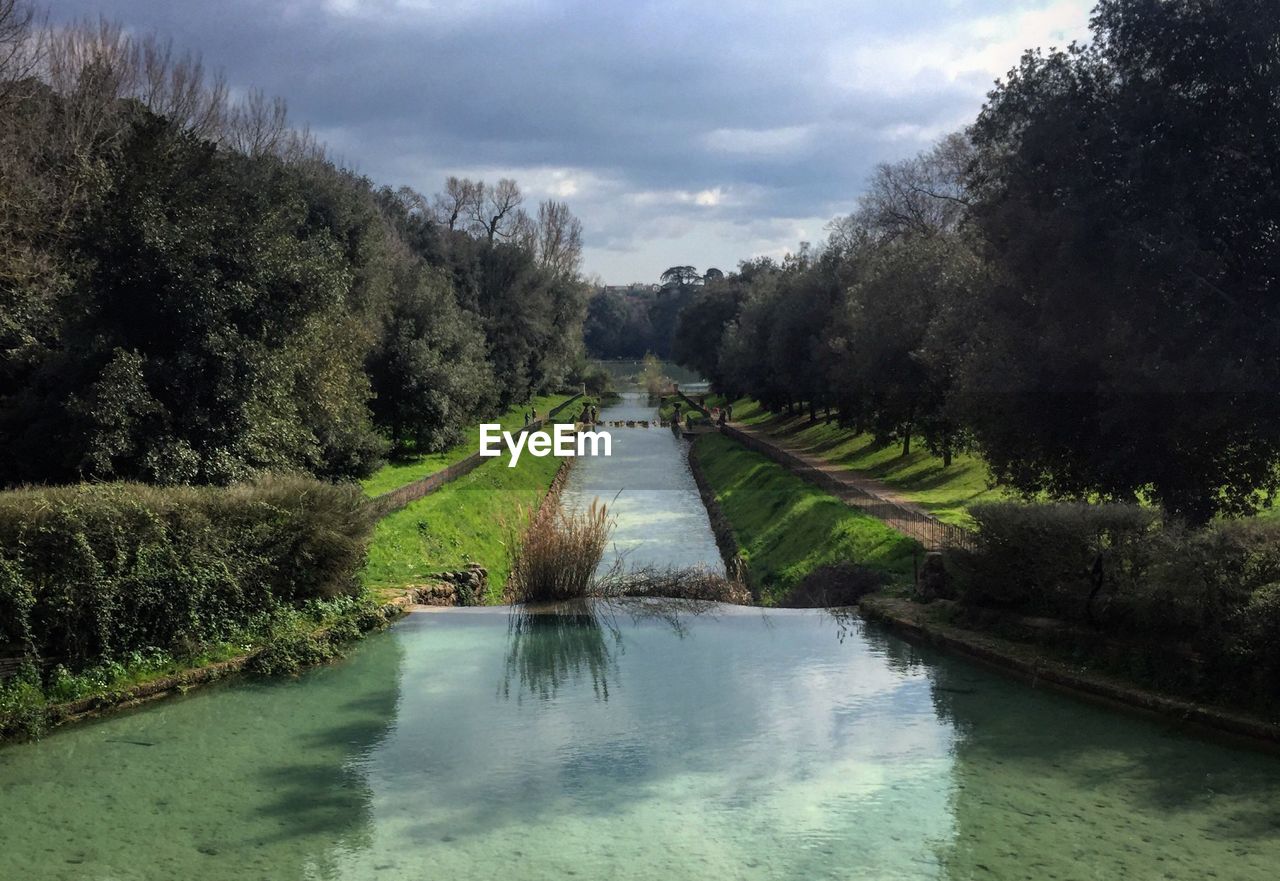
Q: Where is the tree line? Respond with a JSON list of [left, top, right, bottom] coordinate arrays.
[[673, 0, 1280, 525], [0, 2, 591, 488], [584, 266, 724, 360]]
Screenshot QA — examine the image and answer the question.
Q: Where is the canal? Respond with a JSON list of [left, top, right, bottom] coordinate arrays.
[[561, 390, 723, 575]]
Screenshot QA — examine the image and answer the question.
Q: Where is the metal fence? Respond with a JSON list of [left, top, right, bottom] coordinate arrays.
[[720, 424, 975, 552]]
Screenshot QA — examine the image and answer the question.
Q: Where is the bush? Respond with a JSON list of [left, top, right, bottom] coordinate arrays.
[[949, 503, 1280, 711], [0, 477, 375, 672], [947, 502, 1157, 620]]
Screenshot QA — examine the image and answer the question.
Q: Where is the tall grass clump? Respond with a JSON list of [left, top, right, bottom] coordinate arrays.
[[505, 499, 613, 603]]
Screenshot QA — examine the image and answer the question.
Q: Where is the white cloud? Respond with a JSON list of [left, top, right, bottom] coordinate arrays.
[[828, 0, 1093, 95], [702, 125, 813, 156]]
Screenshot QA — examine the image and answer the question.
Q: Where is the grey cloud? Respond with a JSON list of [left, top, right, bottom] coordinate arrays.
[[51, 0, 1090, 281]]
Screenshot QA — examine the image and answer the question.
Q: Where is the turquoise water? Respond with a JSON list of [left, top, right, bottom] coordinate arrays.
[[2, 602, 1280, 880], [563, 391, 723, 574]]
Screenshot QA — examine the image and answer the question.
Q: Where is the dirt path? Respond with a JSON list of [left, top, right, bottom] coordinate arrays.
[[722, 421, 969, 550]]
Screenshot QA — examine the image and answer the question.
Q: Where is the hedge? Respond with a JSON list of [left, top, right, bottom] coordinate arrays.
[[0, 477, 376, 672], [948, 502, 1280, 711]]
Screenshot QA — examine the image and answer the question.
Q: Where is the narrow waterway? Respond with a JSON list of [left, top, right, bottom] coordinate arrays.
[[562, 390, 723, 575]]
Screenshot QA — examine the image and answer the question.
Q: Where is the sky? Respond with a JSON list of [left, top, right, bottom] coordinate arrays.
[[52, 0, 1095, 284]]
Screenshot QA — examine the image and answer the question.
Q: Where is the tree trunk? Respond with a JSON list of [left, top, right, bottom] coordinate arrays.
[[901, 431, 911, 457], [808, 400, 816, 422]]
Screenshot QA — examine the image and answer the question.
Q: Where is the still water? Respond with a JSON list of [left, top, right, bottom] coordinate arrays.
[[562, 391, 723, 574], [2, 602, 1279, 880]]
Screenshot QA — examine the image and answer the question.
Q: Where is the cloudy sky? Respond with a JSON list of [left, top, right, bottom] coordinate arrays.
[[53, 0, 1094, 283]]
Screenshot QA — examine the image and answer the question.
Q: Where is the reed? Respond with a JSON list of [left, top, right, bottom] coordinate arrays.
[[505, 498, 613, 603]]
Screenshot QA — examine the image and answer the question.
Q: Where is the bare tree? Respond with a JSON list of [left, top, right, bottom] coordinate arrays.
[[224, 88, 288, 158], [134, 34, 228, 138], [857, 131, 973, 241], [535, 199, 583, 276], [474, 177, 522, 242], [432, 176, 479, 230], [0, 0, 41, 109]]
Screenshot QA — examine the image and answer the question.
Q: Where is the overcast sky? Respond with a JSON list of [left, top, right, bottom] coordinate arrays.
[[53, 0, 1093, 283]]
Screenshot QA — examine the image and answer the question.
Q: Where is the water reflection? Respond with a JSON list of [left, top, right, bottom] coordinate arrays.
[[499, 599, 721, 702], [6, 605, 1280, 880], [501, 602, 622, 701]]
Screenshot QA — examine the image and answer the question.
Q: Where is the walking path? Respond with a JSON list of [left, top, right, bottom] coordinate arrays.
[[722, 421, 972, 551]]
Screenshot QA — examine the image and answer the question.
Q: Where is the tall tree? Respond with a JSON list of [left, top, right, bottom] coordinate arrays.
[[963, 0, 1280, 523]]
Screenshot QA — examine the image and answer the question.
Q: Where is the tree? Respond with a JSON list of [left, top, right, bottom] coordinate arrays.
[[1, 112, 386, 485], [962, 0, 1280, 523], [367, 261, 495, 454], [660, 265, 701, 288]]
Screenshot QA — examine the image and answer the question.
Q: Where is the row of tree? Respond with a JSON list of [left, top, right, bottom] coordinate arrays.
[[673, 0, 1280, 525], [584, 266, 723, 359], [0, 3, 590, 487]]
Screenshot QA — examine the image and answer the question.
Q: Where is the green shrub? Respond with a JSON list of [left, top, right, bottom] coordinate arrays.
[[0, 477, 375, 673], [948, 502, 1157, 620], [950, 504, 1280, 711]]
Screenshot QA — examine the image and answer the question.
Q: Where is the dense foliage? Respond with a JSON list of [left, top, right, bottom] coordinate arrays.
[[673, 0, 1280, 523], [0, 477, 375, 671], [584, 266, 719, 359], [949, 502, 1280, 712], [0, 10, 589, 486]]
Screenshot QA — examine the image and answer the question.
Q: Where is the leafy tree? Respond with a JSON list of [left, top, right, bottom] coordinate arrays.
[[2, 112, 386, 485], [366, 262, 495, 454], [963, 0, 1280, 523]]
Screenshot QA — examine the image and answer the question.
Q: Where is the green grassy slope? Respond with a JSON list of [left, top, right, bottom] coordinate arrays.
[[360, 404, 583, 601], [694, 433, 920, 604], [360, 393, 577, 497], [727, 399, 1009, 526]]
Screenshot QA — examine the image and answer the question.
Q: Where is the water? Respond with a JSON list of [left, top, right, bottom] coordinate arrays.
[[3, 602, 1279, 880], [563, 391, 723, 574]]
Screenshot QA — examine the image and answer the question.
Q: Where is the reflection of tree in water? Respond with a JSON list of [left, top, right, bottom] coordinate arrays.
[[500, 598, 720, 703], [501, 601, 622, 701], [250, 634, 406, 880], [904, 634, 1280, 880]]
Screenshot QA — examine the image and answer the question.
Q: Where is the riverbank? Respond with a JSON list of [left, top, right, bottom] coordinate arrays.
[[858, 593, 1280, 750], [691, 432, 919, 604], [2, 399, 586, 742], [361, 402, 584, 601], [1, 589, 414, 741]]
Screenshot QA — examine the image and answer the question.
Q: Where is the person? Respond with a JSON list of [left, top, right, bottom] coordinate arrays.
[[725, 403, 733, 422], [717, 408, 726, 427]]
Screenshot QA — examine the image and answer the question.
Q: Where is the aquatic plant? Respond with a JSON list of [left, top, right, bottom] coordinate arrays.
[[505, 498, 614, 602]]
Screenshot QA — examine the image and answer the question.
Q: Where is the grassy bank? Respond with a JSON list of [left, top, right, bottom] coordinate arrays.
[[723, 399, 1008, 526], [692, 433, 919, 603], [360, 393, 577, 497], [361, 406, 582, 601]]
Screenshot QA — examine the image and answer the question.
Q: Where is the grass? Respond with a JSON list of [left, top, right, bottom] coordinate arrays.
[[693, 432, 920, 604], [360, 407, 581, 601], [725, 398, 1010, 526], [360, 393, 578, 497]]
